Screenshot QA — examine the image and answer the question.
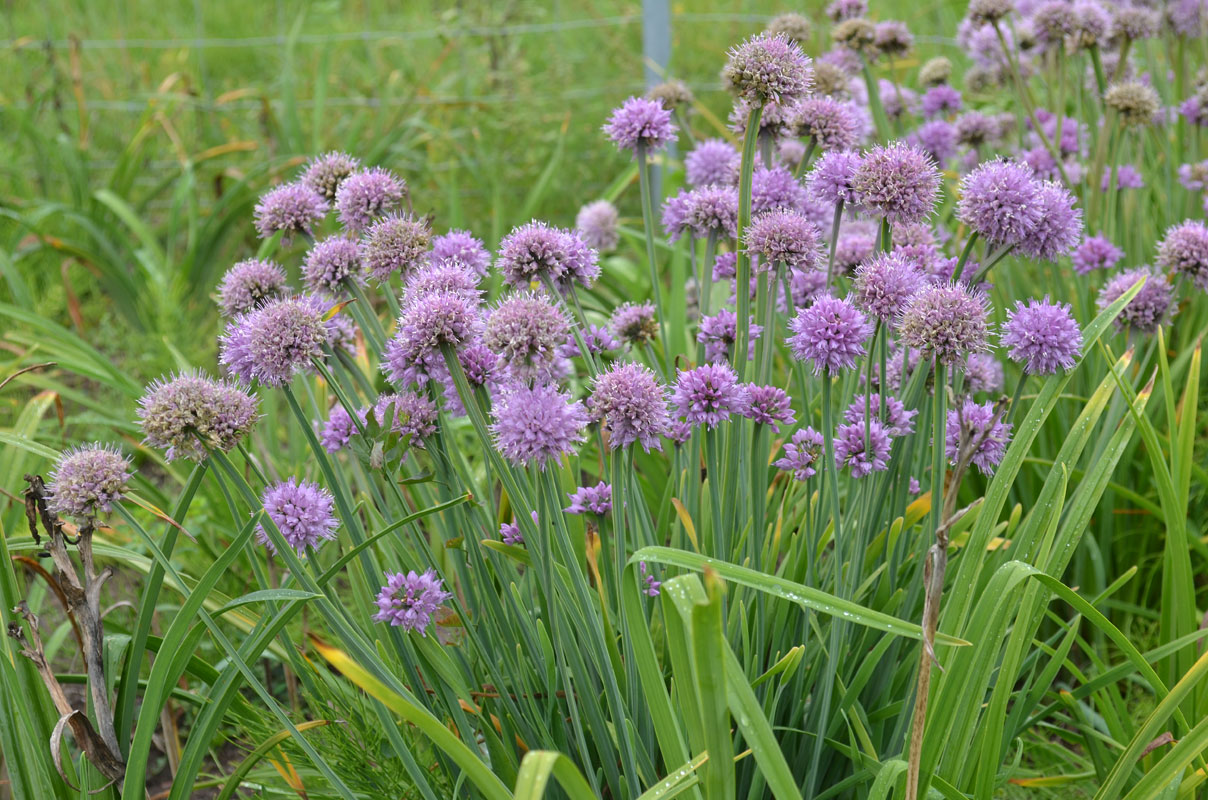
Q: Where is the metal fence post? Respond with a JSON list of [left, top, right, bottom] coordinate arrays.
[[642, 0, 672, 199]]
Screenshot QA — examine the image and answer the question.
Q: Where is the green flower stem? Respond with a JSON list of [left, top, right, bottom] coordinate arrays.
[[826, 200, 845, 291], [993, 22, 1073, 190], [637, 143, 671, 375], [733, 104, 764, 382], [345, 278, 388, 353], [793, 136, 818, 181]]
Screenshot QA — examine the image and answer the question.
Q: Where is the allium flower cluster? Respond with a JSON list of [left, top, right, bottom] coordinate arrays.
[[139, 372, 259, 461], [575, 200, 620, 252], [793, 96, 861, 151], [834, 420, 892, 477], [1104, 81, 1160, 127], [957, 160, 1044, 246], [256, 478, 339, 557], [303, 236, 362, 296], [301, 152, 360, 201], [844, 392, 918, 435], [589, 362, 670, 451], [1096, 267, 1171, 333], [320, 405, 367, 453], [752, 166, 810, 213], [672, 363, 745, 428], [1072, 235, 1124, 274], [1002, 298, 1083, 374], [874, 20, 914, 56], [220, 295, 330, 386], [741, 384, 795, 430], [947, 400, 1012, 475], [373, 570, 452, 635], [722, 33, 813, 103], [47, 445, 131, 520], [663, 185, 740, 241], [217, 259, 288, 317], [899, 283, 991, 365], [807, 150, 863, 206], [852, 252, 925, 323], [1155, 220, 1208, 290], [686, 139, 741, 186], [431, 230, 491, 277], [611, 302, 659, 346], [852, 142, 941, 224], [603, 96, 677, 154], [403, 262, 482, 306], [335, 167, 405, 232], [496, 221, 599, 290], [965, 352, 1005, 394], [646, 79, 694, 109], [774, 427, 825, 480], [253, 183, 328, 242], [564, 482, 612, 515], [787, 294, 874, 374], [745, 210, 824, 272], [766, 12, 812, 42], [374, 392, 438, 444], [484, 292, 570, 380], [361, 214, 431, 282], [921, 85, 962, 119], [919, 57, 953, 87], [1017, 181, 1082, 261], [383, 290, 479, 383], [698, 309, 762, 363], [490, 382, 588, 468]]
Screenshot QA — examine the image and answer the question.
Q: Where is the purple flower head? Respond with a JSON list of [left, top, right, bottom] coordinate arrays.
[[729, 96, 799, 139], [589, 362, 670, 451], [220, 295, 329, 386], [766, 12, 812, 42], [611, 302, 660, 347], [834, 420, 892, 477], [844, 391, 918, 435], [955, 112, 998, 148], [254, 183, 328, 242], [1096, 266, 1172, 333], [335, 167, 405, 233], [373, 569, 452, 634], [1178, 160, 1208, 192], [1072, 235, 1123, 275], [403, 261, 482, 306], [921, 85, 963, 119], [1069, 0, 1111, 48], [138, 371, 259, 461], [497, 221, 599, 290], [713, 251, 738, 281], [672, 363, 745, 429], [875, 20, 914, 55], [909, 476, 922, 494], [946, 399, 1011, 474], [1156, 220, 1208, 291], [741, 384, 796, 430], [1033, 1, 1077, 42], [774, 427, 825, 479], [576, 200, 621, 252], [559, 323, 619, 360], [647, 79, 694, 109], [499, 514, 532, 545], [320, 404, 368, 453], [383, 290, 480, 384], [1111, 5, 1159, 39], [794, 97, 861, 151], [303, 236, 362, 296], [431, 229, 490, 277], [698, 309, 762, 363], [301, 151, 360, 201], [745, 210, 824, 272], [909, 120, 959, 166], [47, 445, 131, 519], [1168, 0, 1207, 36], [603, 96, 677, 154], [484, 291, 571, 381], [753, 166, 810, 214], [879, 81, 920, 120], [968, 0, 1015, 24], [965, 352, 1005, 394], [853, 142, 941, 225], [1017, 181, 1082, 261], [827, 0, 868, 21], [255, 478, 338, 557], [1101, 164, 1145, 190], [1178, 95, 1208, 128], [852, 252, 925, 323], [788, 294, 874, 373], [723, 33, 813, 103], [374, 391, 438, 445], [663, 185, 740, 241], [564, 481, 612, 515], [1002, 297, 1082, 374], [957, 160, 1044, 247], [686, 139, 741, 186], [790, 265, 830, 306], [361, 214, 431, 282], [807, 150, 863, 206], [490, 382, 588, 468], [899, 282, 991, 365], [217, 259, 288, 317]]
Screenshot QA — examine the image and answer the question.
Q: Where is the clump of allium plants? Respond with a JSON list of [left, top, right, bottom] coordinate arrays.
[[8, 4, 1208, 799]]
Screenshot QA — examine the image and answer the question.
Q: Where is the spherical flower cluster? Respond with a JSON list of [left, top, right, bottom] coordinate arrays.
[[874, 20, 914, 56], [752, 166, 810, 214], [955, 112, 997, 148], [255, 478, 338, 557], [1155, 220, 1208, 290], [484, 291, 570, 380], [909, 120, 958, 165], [1072, 235, 1124, 275], [774, 427, 825, 480], [722, 33, 813, 104], [603, 96, 677, 154], [138, 372, 259, 461], [47, 445, 131, 520], [698, 309, 762, 363], [672, 363, 745, 428], [383, 290, 479, 383], [1002, 298, 1083, 374], [253, 183, 328, 242], [1096, 266, 1172, 333], [834, 420, 892, 478], [766, 12, 812, 43], [852, 142, 941, 224], [490, 382, 588, 468], [663, 185, 740, 241], [301, 151, 360, 201], [575, 200, 620, 252], [335, 167, 405, 232], [1069, 0, 1111, 49], [740, 384, 795, 430], [807, 150, 863, 206], [611, 302, 659, 346], [1178, 160, 1208, 191], [559, 323, 619, 360], [589, 362, 670, 451], [220, 295, 330, 386], [965, 352, 1005, 394], [403, 262, 482, 306], [899, 283, 990, 365], [373, 569, 452, 635], [946, 400, 1012, 475], [787, 294, 874, 374], [827, 0, 868, 21], [1104, 81, 1161, 128], [813, 60, 854, 96], [303, 236, 362, 296], [921, 85, 962, 119], [832, 18, 879, 54], [564, 481, 612, 515], [361, 214, 431, 282], [217, 259, 288, 317], [919, 57, 953, 87], [745, 210, 824, 272], [431, 229, 491, 277], [1111, 5, 1159, 39], [686, 139, 741, 186], [844, 392, 918, 435], [320, 405, 367, 453], [374, 392, 438, 445], [496, 221, 600, 290], [1014, 181, 1082, 261], [852, 252, 925, 323], [957, 160, 1043, 247], [968, 0, 1014, 26], [793, 96, 861, 151]]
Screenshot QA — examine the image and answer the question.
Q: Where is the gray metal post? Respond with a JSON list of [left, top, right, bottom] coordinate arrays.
[[642, 0, 672, 199]]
